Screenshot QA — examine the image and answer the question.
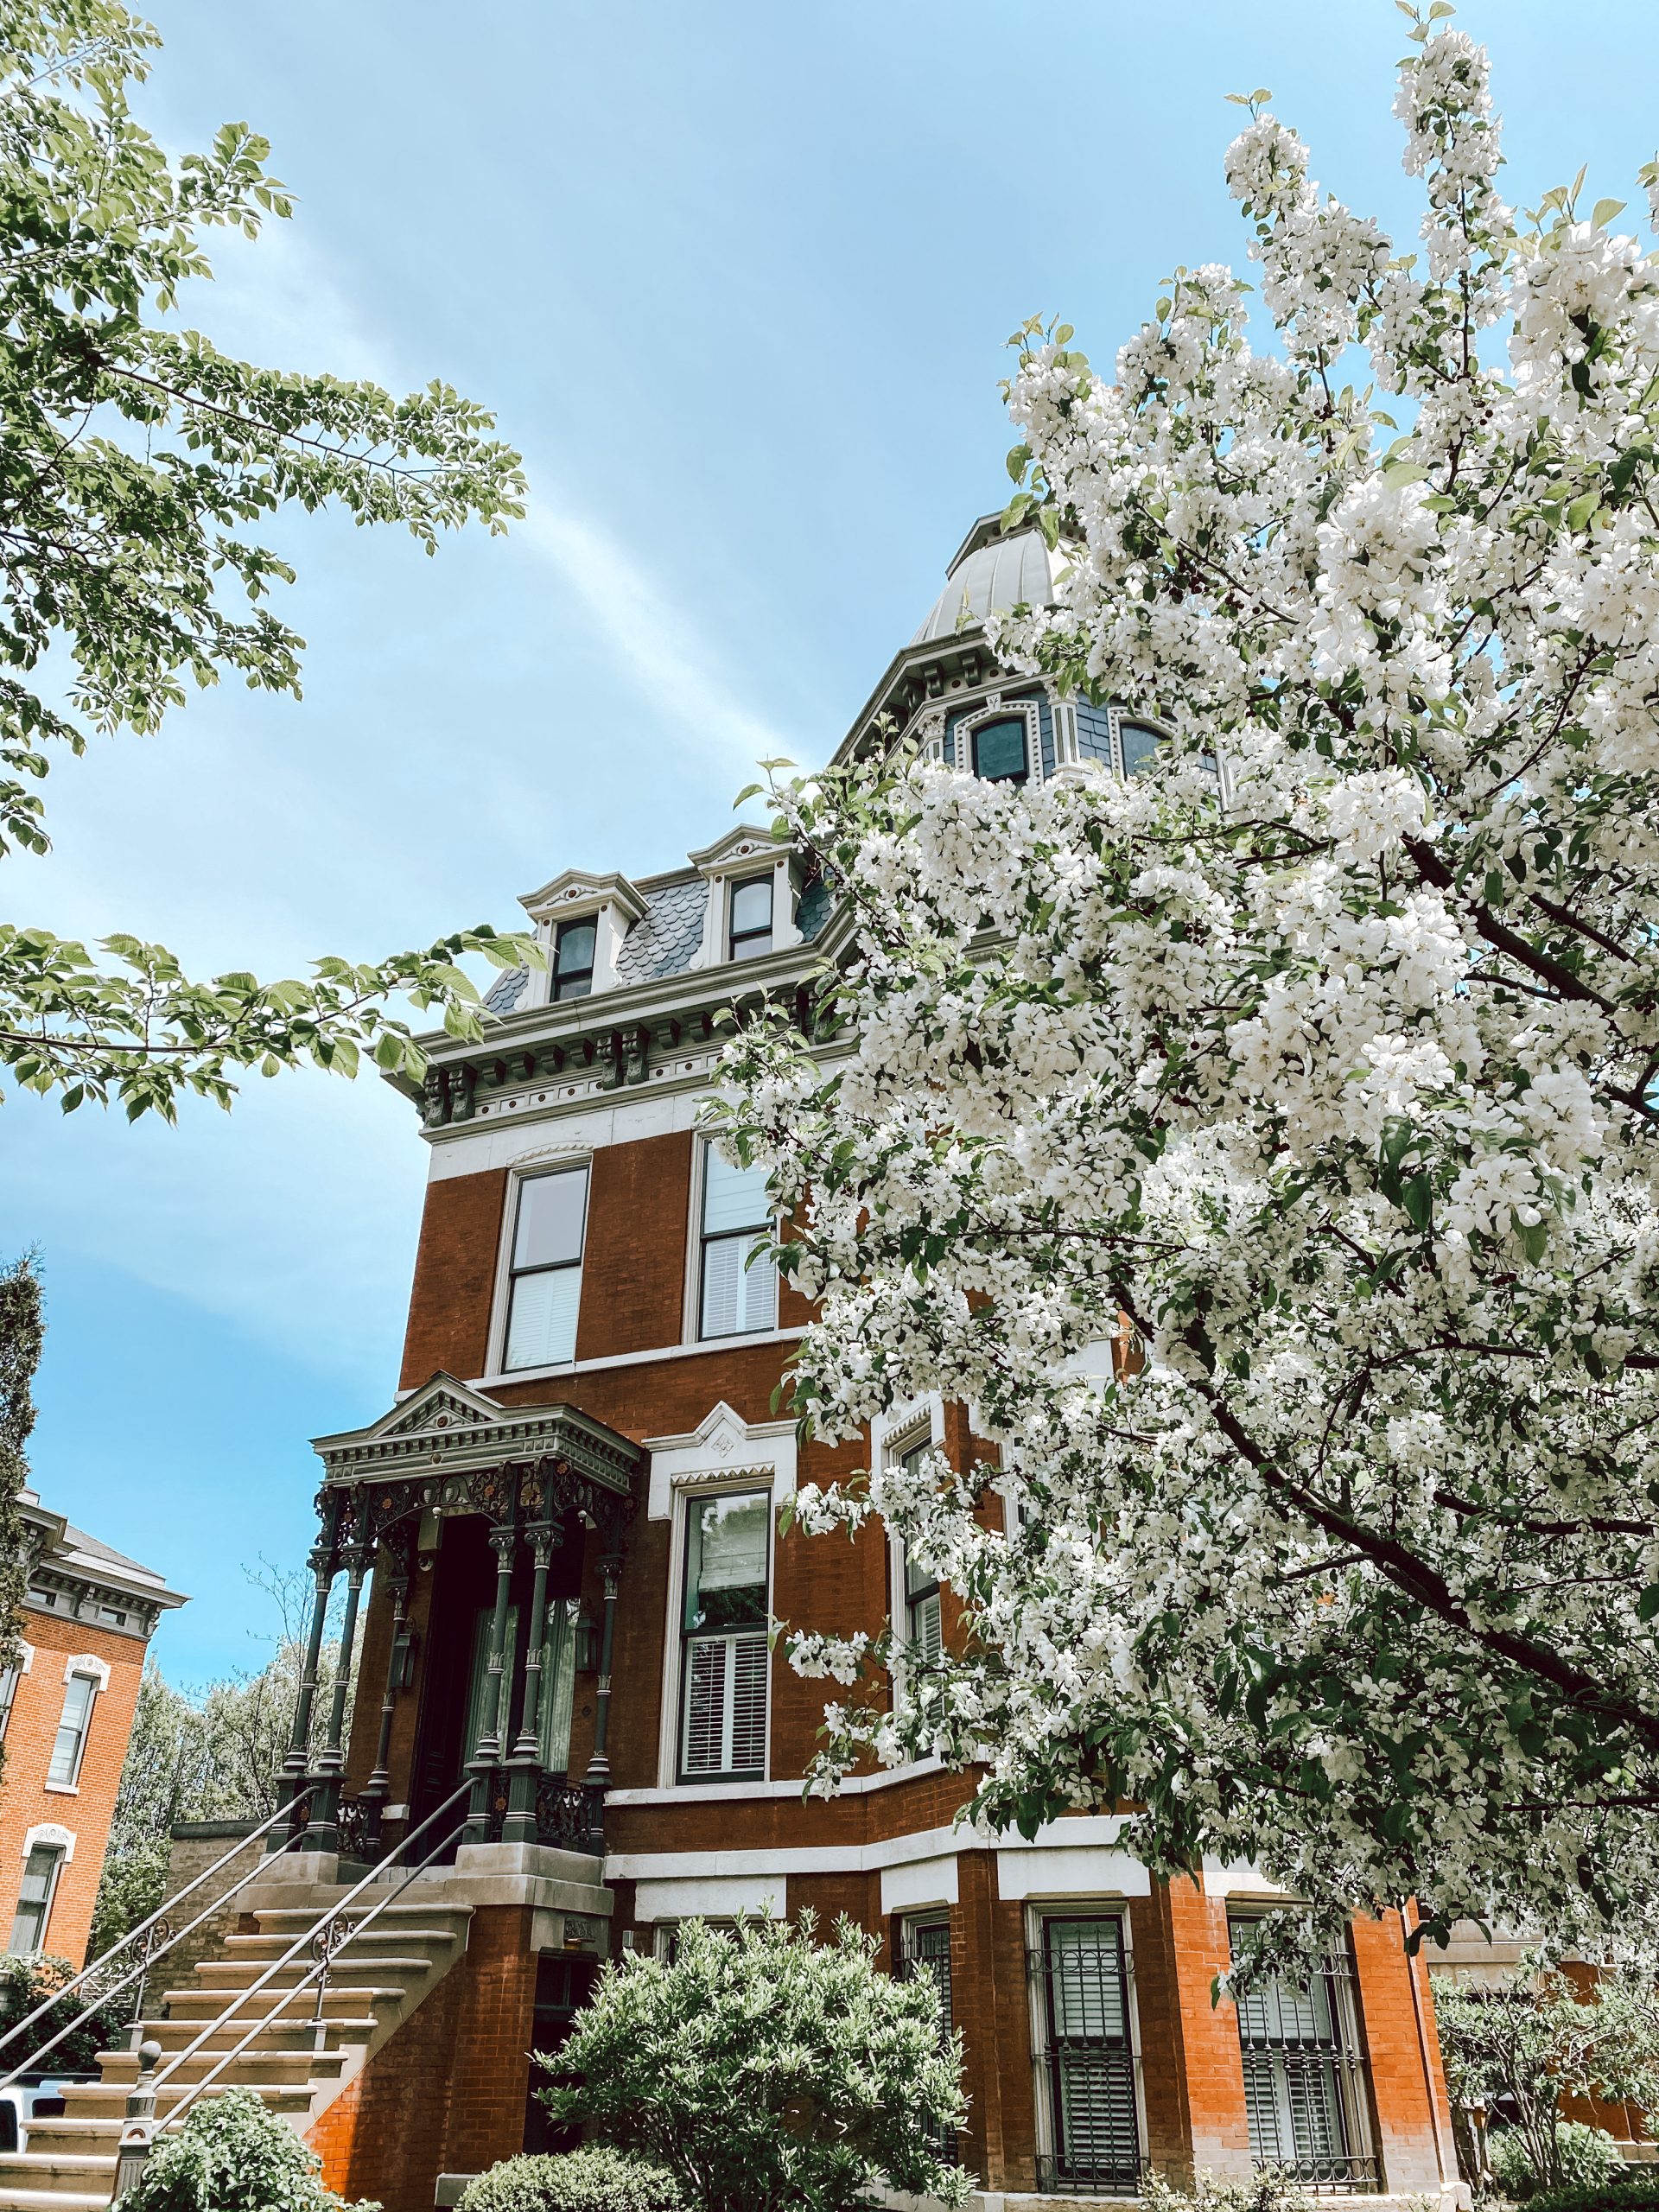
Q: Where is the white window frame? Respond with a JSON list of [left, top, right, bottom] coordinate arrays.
[[10, 1826, 74, 1959], [952, 695, 1044, 788], [0, 1641, 34, 1743], [47, 1656, 109, 1792], [726, 873, 775, 963], [686, 1138, 780, 1346], [660, 1478, 774, 1789], [489, 1157, 593, 1379], [1024, 1898, 1149, 2196], [877, 1398, 947, 1675]]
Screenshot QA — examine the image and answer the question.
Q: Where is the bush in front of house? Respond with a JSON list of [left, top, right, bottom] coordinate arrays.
[[1522, 2175, 1659, 2212], [117, 2087, 378, 2212], [1491, 2123, 1630, 2202], [1141, 2170, 1314, 2212], [458, 2149, 681, 2212], [0, 1955, 129, 2076], [539, 1913, 969, 2212]]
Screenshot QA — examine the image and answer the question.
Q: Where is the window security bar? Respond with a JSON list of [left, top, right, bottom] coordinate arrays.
[[1230, 1929, 1379, 2194], [896, 1922, 957, 2164], [1028, 1920, 1142, 2196], [0, 1786, 318, 2094]]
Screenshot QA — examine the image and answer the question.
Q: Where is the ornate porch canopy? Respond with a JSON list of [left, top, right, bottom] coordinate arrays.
[[309, 1371, 643, 1545]]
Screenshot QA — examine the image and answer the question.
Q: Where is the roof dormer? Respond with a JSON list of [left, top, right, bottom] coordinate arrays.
[[686, 826, 801, 971], [517, 868, 649, 1007]]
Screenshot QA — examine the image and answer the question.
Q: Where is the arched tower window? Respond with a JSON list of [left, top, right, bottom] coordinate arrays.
[[1119, 720, 1162, 778]]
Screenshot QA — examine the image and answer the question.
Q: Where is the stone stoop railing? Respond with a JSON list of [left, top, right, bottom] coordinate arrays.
[[0, 1894, 473, 2211]]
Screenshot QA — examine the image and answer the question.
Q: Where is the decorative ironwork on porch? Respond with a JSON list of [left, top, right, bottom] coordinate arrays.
[[278, 1372, 643, 1865]]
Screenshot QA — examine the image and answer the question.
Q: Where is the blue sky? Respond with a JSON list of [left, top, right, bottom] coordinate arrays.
[[5, 0, 1656, 1683]]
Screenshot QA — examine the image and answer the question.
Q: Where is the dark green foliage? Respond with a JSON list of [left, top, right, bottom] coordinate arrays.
[[0, 1954, 130, 2074], [0, 1255, 41, 1770], [541, 1915, 969, 2212], [1518, 2173, 1659, 2212], [116, 2086, 377, 2212], [458, 2150, 681, 2212]]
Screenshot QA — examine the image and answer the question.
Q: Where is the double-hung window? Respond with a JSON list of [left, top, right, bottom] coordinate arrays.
[[1229, 1916, 1376, 2190], [503, 1166, 589, 1371], [679, 1491, 770, 1780], [895, 1440, 942, 1662], [551, 917, 596, 1001], [728, 875, 773, 961], [698, 1149, 778, 1339], [1032, 1914, 1141, 2193], [7, 1845, 64, 1956], [48, 1671, 97, 1787]]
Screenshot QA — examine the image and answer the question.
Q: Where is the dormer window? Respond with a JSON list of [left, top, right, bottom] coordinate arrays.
[[1119, 721, 1161, 778], [728, 875, 773, 962], [970, 716, 1030, 786], [551, 917, 597, 1001]]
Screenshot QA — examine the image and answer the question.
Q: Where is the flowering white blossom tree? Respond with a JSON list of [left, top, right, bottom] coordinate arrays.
[[715, 6, 1659, 1965]]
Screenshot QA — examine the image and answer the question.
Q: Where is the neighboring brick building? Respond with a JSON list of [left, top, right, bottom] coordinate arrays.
[[272, 516, 1457, 2209], [1, 1491, 185, 1965]]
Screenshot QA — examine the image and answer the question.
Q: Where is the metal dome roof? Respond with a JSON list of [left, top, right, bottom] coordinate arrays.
[[912, 518, 1061, 645]]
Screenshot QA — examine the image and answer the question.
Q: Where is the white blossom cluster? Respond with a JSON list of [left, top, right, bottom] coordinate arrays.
[[714, 12, 1659, 1961]]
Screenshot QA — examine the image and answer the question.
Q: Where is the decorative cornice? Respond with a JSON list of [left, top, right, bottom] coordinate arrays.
[[314, 1374, 644, 1508]]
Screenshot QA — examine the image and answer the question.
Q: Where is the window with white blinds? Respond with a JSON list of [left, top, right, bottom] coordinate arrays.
[[680, 1490, 770, 1779], [698, 1148, 778, 1339], [48, 1672, 96, 1787], [503, 1166, 589, 1371]]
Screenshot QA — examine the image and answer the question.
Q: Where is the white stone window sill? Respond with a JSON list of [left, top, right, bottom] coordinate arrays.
[[43, 1782, 79, 1796]]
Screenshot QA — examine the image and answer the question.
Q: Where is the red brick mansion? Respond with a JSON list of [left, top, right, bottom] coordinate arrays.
[[6, 518, 1456, 2212]]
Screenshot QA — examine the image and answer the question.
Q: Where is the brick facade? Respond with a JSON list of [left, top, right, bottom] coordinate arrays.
[[0, 1515, 183, 1967], [302, 526, 1454, 2203]]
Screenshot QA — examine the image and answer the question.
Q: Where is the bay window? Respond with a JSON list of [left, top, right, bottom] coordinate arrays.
[[1229, 1916, 1376, 2190], [679, 1490, 770, 1780], [503, 1166, 589, 1371]]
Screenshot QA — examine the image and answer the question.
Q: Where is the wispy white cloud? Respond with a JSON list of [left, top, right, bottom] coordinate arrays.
[[517, 505, 788, 773]]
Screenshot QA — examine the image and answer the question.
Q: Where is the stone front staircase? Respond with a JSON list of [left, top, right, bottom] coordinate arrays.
[[0, 1895, 473, 2211]]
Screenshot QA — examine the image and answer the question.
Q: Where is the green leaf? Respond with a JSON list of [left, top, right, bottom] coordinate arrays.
[[1593, 197, 1627, 228]]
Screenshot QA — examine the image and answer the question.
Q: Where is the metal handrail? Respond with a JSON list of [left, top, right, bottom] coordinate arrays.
[[0, 1788, 317, 2092], [142, 1779, 474, 2122]]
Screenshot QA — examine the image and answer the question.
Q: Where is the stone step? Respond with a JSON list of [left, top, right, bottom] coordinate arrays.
[[163, 1984, 403, 2021], [0, 2153, 115, 2201], [0, 2190, 111, 2211], [192, 1956, 438, 1991], [96, 2046, 344, 2088], [124, 2015, 377, 2056], [56, 2082, 313, 2123], [224, 1925, 461, 1961]]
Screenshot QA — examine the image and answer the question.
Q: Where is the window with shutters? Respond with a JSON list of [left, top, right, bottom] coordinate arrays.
[[8, 1845, 64, 1956], [697, 1147, 778, 1340], [502, 1164, 589, 1371], [1228, 1916, 1377, 2191], [679, 1490, 770, 1781], [48, 1671, 97, 1787], [1029, 1914, 1142, 2195], [898, 1917, 957, 2162]]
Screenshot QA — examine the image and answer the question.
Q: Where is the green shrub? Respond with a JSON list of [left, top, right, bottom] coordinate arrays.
[[117, 2087, 378, 2212], [458, 2149, 681, 2212], [1523, 2177, 1659, 2212], [1491, 2124, 1631, 2202], [0, 1955, 128, 2075], [1141, 2169, 1313, 2212]]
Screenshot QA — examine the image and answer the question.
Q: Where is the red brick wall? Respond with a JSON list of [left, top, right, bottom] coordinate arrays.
[[309, 1905, 539, 2212], [0, 1608, 145, 1965], [401, 1169, 508, 1388], [575, 1132, 693, 1360], [1351, 1909, 1452, 2194]]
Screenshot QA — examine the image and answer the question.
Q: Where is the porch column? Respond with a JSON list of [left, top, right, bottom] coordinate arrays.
[[303, 1529, 371, 1853], [276, 1494, 341, 1842], [504, 1520, 559, 1846], [463, 1500, 520, 1845], [360, 1532, 414, 1856], [580, 1550, 622, 1786]]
